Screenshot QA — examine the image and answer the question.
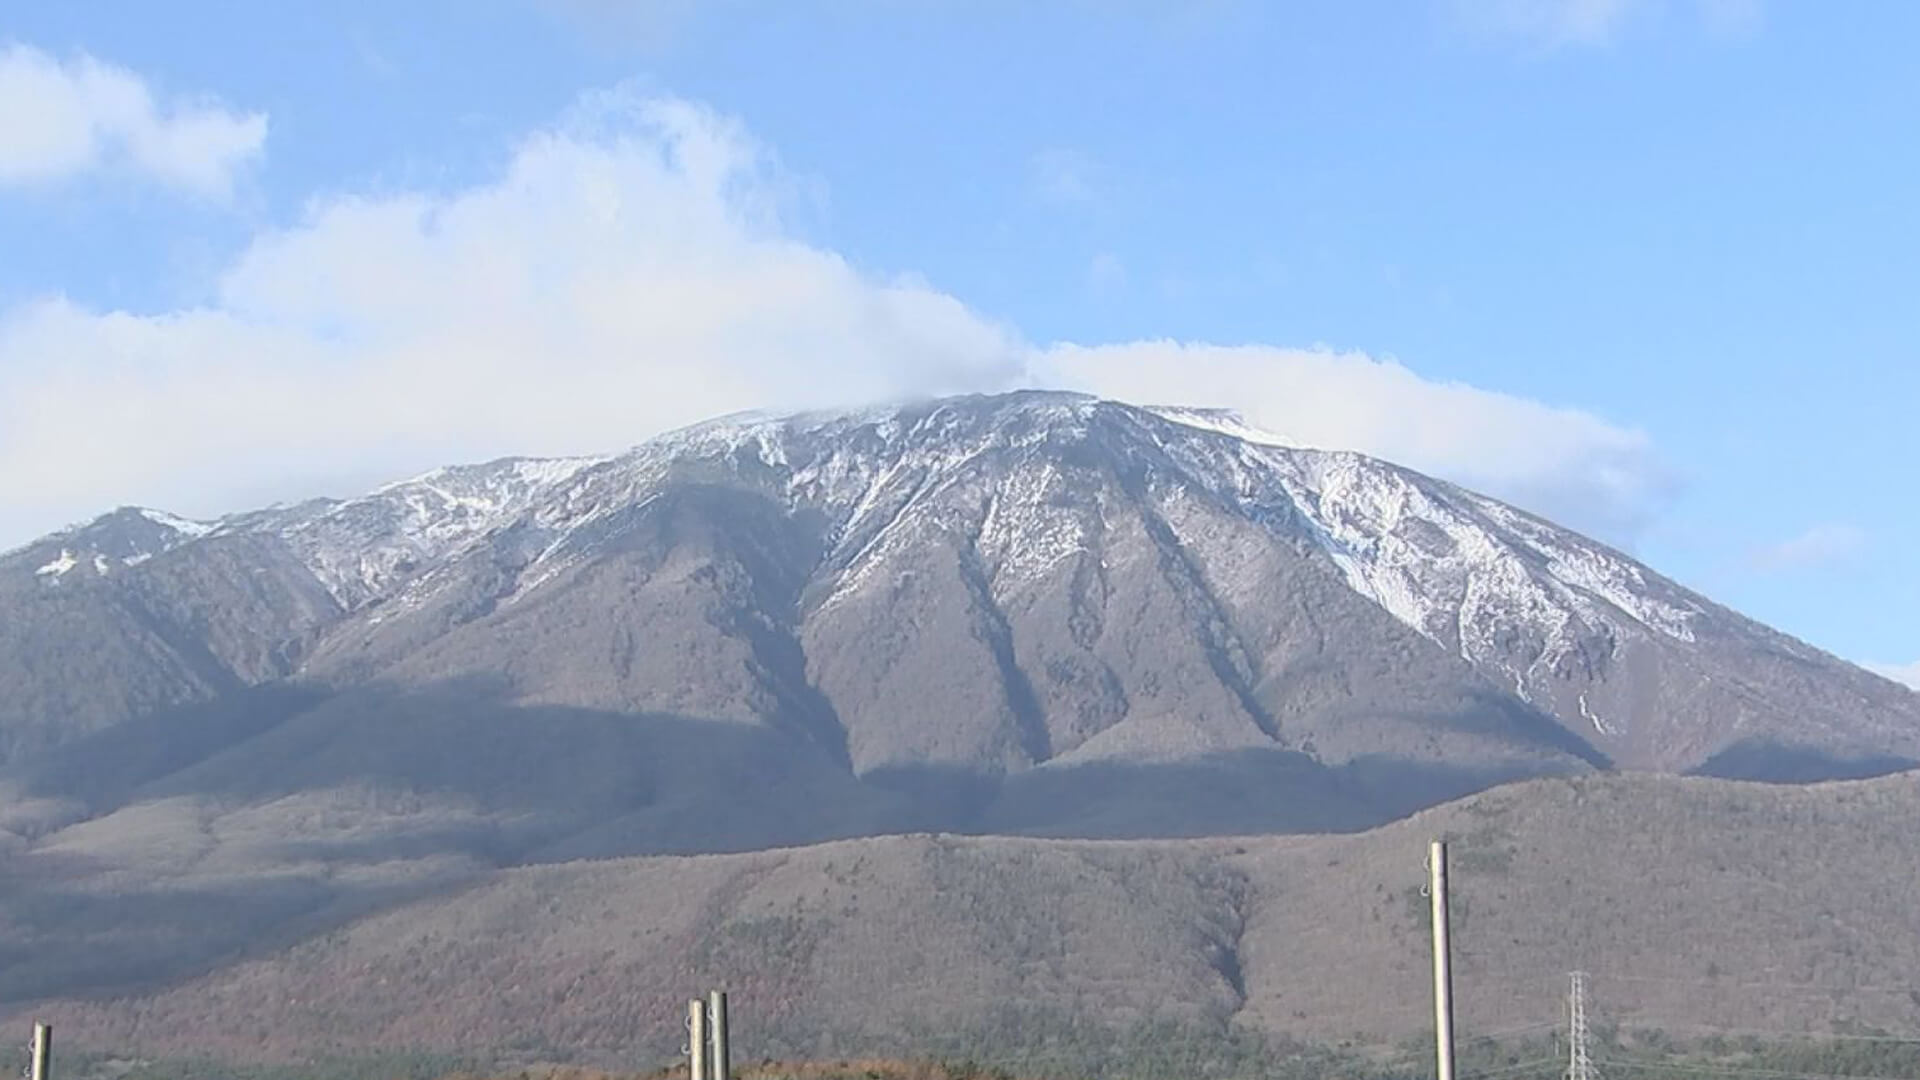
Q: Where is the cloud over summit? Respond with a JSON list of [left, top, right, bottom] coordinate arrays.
[[0, 87, 1667, 550]]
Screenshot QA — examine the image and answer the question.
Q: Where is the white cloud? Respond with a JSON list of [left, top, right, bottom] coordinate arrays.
[[1035, 341, 1671, 542], [1866, 662, 1920, 691], [1449, 0, 1760, 49], [0, 88, 1668, 553], [1747, 523, 1868, 573], [0, 42, 266, 197], [0, 92, 1023, 542]]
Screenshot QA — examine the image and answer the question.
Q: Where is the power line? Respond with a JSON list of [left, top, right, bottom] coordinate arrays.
[[1583, 972, 1920, 997], [1464, 1021, 1562, 1042], [1463, 1057, 1563, 1079], [1453, 966, 1920, 999], [1596, 1058, 1912, 1080], [1607, 1024, 1920, 1047]]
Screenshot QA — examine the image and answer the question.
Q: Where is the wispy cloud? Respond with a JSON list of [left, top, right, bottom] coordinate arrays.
[[1446, 0, 1761, 50], [0, 42, 266, 198], [0, 87, 1672, 552], [541, 0, 702, 51], [1086, 252, 1126, 296], [1030, 147, 1101, 207], [1696, 0, 1764, 36], [1747, 523, 1868, 572]]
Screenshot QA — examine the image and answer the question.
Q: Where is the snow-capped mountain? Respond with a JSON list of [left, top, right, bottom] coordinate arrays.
[[7, 392, 1920, 1066], [236, 455, 609, 610], [4, 392, 1915, 792], [12, 505, 215, 584]]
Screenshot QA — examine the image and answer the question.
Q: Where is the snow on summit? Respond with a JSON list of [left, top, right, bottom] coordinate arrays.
[[12, 396, 1705, 665], [15, 391, 1899, 768]]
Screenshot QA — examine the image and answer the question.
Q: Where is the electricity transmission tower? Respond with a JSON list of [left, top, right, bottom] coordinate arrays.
[[1566, 971, 1597, 1080]]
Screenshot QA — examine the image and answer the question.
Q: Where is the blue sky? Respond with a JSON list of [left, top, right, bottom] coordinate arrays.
[[1, 0, 1915, 683]]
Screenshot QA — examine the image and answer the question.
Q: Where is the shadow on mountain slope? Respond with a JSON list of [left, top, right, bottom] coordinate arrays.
[[0, 681, 914, 1006], [968, 747, 1590, 838], [116, 678, 914, 860], [1687, 738, 1920, 784], [0, 684, 330, 832], [3, 678, 1611, 858], [976, 749, 1374, 836], [0, 857, 485, 1004], [1427, 689, 1615, 770], [0, 678, 1619, 1008]]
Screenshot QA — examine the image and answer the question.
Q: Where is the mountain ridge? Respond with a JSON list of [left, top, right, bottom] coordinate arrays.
[[4, 390, 1911, 778]]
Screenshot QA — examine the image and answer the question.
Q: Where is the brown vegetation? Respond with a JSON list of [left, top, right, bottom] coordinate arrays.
[[18, 771, 1920, 1066]]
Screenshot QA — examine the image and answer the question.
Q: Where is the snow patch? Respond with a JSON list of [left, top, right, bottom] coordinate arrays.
[[35, 550, 77, 578], [1148, 406, 1300, 448], [1578, 693, 1617, 736], [280, 455, 610, 607], [1131, 426, 1697, 719], [137, 508, 214, 537]]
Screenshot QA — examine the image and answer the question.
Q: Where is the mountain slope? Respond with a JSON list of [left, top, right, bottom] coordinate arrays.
[[19, 772, 1920, 1064], [0, 515, 342, 763], [3, 392, 1919, 1051]]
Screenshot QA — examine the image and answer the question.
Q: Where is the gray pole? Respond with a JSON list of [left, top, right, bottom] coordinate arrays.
[[1430, 841, 1456, 1080], [688, 999, 709, 1080], [708, 990, 730, 1080], [30, 1023, 50, 1080]]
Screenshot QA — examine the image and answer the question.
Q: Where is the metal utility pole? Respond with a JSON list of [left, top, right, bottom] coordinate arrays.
[[1567, 972, 1596, 1080], [708, 990, 730, 1080], [1430, 841, 1456, 1080], [688, 999, 709, 1080], [30, 1023, 50, 1080]]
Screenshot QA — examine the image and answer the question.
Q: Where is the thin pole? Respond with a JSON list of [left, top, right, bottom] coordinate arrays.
[[30, 1023, 50, 1080], [708, 990, 730, 1080], [1430, 841, 1456, 1080], [688, 999, 709, 1080]]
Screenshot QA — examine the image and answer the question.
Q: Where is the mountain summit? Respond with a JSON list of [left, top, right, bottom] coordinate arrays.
[[3, 392, 1916, 834]]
